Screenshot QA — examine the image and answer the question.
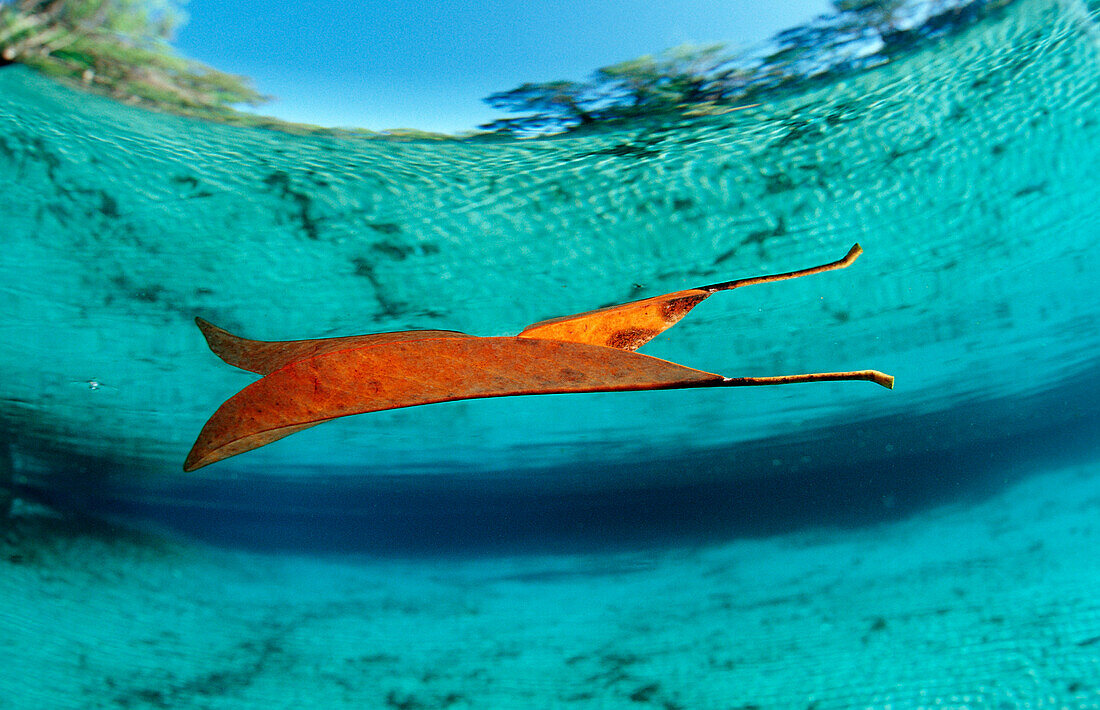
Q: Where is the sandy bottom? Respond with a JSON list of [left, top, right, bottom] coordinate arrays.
[[3, 459, 1099, 709]]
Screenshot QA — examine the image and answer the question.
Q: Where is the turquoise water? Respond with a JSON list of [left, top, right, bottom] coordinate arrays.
[[2, 0, 1099, 706]]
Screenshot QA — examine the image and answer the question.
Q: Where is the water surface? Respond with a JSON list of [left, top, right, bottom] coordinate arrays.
[[1, 0, 1099, 706]]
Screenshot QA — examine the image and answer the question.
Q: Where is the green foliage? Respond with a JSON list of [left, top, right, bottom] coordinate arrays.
[[480, 44, 746, 136], [481, 0, 1017, 136], [0, 0, 267, 120], [21, 0, 185, 40], [832, 0, 909, 30], [485, 81, 598, 120], [595, 43, 742, 109], [0, 0, 1018, 137]]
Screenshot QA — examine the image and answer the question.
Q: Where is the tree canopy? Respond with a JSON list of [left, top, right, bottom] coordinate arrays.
[[0, 0, 1017, 136], [479, 0, 1016, 136], [0, 0, 267, 121]]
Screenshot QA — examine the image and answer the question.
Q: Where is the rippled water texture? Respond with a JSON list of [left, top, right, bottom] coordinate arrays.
[[1, 0, 1097, 506], [4, 2, 1100, 708]]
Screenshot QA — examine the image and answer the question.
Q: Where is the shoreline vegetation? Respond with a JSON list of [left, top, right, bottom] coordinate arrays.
[[0, 1, 270, 124], [0, 0, 1015, 140]]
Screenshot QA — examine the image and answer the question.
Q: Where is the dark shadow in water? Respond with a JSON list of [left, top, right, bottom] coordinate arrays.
[[13, 360, 1100, 557]]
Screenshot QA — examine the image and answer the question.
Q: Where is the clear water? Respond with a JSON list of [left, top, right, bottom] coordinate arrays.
[[2, 0, 1099, 706]]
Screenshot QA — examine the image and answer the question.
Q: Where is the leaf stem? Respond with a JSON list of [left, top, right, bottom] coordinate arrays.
[[700, 243, 863, 293], [718, 369, 894, 389]]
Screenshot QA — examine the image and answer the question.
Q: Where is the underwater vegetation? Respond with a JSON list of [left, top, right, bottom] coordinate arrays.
[[185, 245, 892, 471]]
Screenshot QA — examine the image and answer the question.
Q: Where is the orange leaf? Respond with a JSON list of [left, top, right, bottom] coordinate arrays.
[[195, 318, 472, 375], [184, 337, 727, 471], [517, 243, 864, 351], [185, 244, 892, 471]]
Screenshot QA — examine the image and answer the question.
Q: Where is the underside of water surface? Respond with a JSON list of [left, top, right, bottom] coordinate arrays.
[[0, 0, 1098, 549], [4, 2, 1100, 709]]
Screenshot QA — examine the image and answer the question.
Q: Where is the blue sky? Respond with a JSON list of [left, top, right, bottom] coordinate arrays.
[[174, 0, 832, 133]]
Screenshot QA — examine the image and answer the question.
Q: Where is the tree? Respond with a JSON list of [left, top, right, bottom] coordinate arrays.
[[479, 0, 1017, 137], [0, 0, 266, 118], [481, 80, 601, 135], [479, 44, 746, 136], [833, 0, 909, 34], [595, 43, 740, 110]]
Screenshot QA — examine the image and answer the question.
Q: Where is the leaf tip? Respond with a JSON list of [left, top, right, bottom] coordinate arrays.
[[182, 450, 204, 472]]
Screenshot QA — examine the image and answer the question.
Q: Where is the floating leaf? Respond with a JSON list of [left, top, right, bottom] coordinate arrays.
[[518, 244, 864, 351], [185, 244, 892, 471], [195, 318, 471, 375]]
